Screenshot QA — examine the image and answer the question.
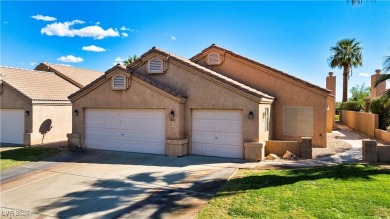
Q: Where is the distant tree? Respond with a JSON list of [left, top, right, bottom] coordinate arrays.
[[374, 53, 390, 99], [123, 55, 139, 66], [328, 38, 363, 102], [349, 83, 370, 107]]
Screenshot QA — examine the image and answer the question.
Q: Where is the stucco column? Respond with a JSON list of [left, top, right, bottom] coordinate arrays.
[[371, 69, 386, 98], [326, 72, 336, 96], [326, 72, 337, 129]]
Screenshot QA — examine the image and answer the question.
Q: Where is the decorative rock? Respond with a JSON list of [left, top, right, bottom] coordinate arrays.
[[266, 154, 278, 160], [282, 150, 297, 160]]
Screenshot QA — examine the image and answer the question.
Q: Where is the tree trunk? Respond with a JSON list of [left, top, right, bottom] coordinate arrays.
[[342, 66, 349, 102]]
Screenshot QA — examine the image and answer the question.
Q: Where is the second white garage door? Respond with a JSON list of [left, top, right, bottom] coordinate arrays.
[[192, 110, 243, 158], [0, 109, 25, 145], [85, 109, 165, 154]]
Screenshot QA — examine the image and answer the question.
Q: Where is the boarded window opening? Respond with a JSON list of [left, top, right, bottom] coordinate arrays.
[[283, 107, 313, 136]]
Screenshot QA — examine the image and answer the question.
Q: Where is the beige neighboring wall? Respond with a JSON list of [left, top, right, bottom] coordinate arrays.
[[30, 104, 72, 145], [133, 60, 268, 153], [71, 73, 185, 146], [193, 50, 329, 147], [0, 84, 33, 141], [341, 110, 378, 136]]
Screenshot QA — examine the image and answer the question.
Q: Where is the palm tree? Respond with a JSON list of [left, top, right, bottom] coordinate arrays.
[[328, 38, 363, 102], [374, 54, 390, 99], [123, 54, 139, 66]]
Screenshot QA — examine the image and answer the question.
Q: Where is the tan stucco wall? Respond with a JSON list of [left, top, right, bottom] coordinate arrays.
[[375, 129, 390, 143], [30, 104, 72, 145], [341, 110, 379, 136], [71, 76, 184, 146], [134, 60, 271, 155], [0, 84, 32, 144], [327, 96, 336, 132], [195, 54, 328, 147]]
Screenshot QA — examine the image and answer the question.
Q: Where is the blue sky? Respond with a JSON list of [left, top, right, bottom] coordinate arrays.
[[1, 1, 389, 101]]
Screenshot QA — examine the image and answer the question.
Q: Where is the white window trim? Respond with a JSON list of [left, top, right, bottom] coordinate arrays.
[[207, 52, 221, 65], [112, 74, 126, 90], [147, 57, 164, 74], [264, 108, 270, 132]]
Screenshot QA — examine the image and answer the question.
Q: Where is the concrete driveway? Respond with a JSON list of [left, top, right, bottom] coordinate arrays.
[[1, 149, 243, 219]]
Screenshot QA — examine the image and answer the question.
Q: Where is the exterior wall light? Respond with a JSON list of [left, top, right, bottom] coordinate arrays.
[[327, 105, 330, 111], [169, 110, 175, 121], [74, 110, 78, 116], [248, 111, 254, 120], [25, 110, 30, 117]]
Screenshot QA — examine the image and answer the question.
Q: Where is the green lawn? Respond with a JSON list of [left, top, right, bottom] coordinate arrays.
[[0, 147, 62, 170], [198, 164, 390, 219], [335, 114, 340, 122]]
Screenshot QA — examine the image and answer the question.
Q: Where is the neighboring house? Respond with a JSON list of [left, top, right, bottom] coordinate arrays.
[[191, 44, 333, 148], [0, 66, 79, 145], [35, 62, 103, 88], [68, 47, 275, 159], [0, 64, 103, 145]]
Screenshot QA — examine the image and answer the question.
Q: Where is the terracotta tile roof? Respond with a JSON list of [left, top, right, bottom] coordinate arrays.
[[129, 47, 275, 100], [35, 62, 103, 88], [190, 44, 330, 94], [69, 65, 187, 100], [1, 66, 79, 102]]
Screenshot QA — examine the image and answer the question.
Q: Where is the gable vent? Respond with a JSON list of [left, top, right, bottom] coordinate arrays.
[[207, 53, 221, 65], [113, 75, 125, 88], [149, 58, 163, 73]]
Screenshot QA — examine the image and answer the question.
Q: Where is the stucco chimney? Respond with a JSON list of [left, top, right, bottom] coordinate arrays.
[[371, 69, 386, 98], [326, 72, 336, 96]]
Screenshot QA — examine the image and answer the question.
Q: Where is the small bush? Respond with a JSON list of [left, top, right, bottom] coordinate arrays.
[[335, 102, 342, 115], [341, 101, 362, 112], [370, 97, 390, 130]]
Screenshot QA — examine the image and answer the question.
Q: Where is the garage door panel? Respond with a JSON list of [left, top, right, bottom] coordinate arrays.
[[192, 110, 243, 159], [0, 109, 24, 144], [85, 109, 165, 154]]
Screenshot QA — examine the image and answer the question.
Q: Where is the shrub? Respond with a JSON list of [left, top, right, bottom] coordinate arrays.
[[341, 101, 362, 112], [370, 97, 390, 130], [335, 102, 342, 115]]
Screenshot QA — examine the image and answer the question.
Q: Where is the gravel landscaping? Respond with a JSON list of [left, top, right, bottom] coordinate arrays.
[[312, 130, 352, 158]]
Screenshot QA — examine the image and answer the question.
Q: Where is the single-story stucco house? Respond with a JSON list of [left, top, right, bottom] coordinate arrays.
[[67, 45, 334, 159], [0, 64, 103, 145]]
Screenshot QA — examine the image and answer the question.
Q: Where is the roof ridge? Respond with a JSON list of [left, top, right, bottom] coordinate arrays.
[[42, 62, 103, 73], [0, 66, 56, 74], [191, 45, 330, 94], [148, 47, 274, 99]]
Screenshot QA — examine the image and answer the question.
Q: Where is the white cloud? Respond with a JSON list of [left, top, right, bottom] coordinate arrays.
[[164, 32, 176, 41], [41, 20, 119, 40], [121, 32, 129, 37], [113, 57, 125, 65], [31, 14, 57, 21], [95, 21, 100, 25], [359, 73, 370, 77], [30, 62, 37, 66], [120, 26, 135, 32], [82, 45, 106, 52], [57, 55, 83, 63]]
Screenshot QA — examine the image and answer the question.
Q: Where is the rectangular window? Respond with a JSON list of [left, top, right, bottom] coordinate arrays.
[[264, 108, 270, 132], [283, 107, 313, 136]]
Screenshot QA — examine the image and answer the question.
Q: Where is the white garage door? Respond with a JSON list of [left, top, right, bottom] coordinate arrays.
[[192, 110, 243, 158], [0, 109, 25, 144], [85, 109, 165, 154]]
